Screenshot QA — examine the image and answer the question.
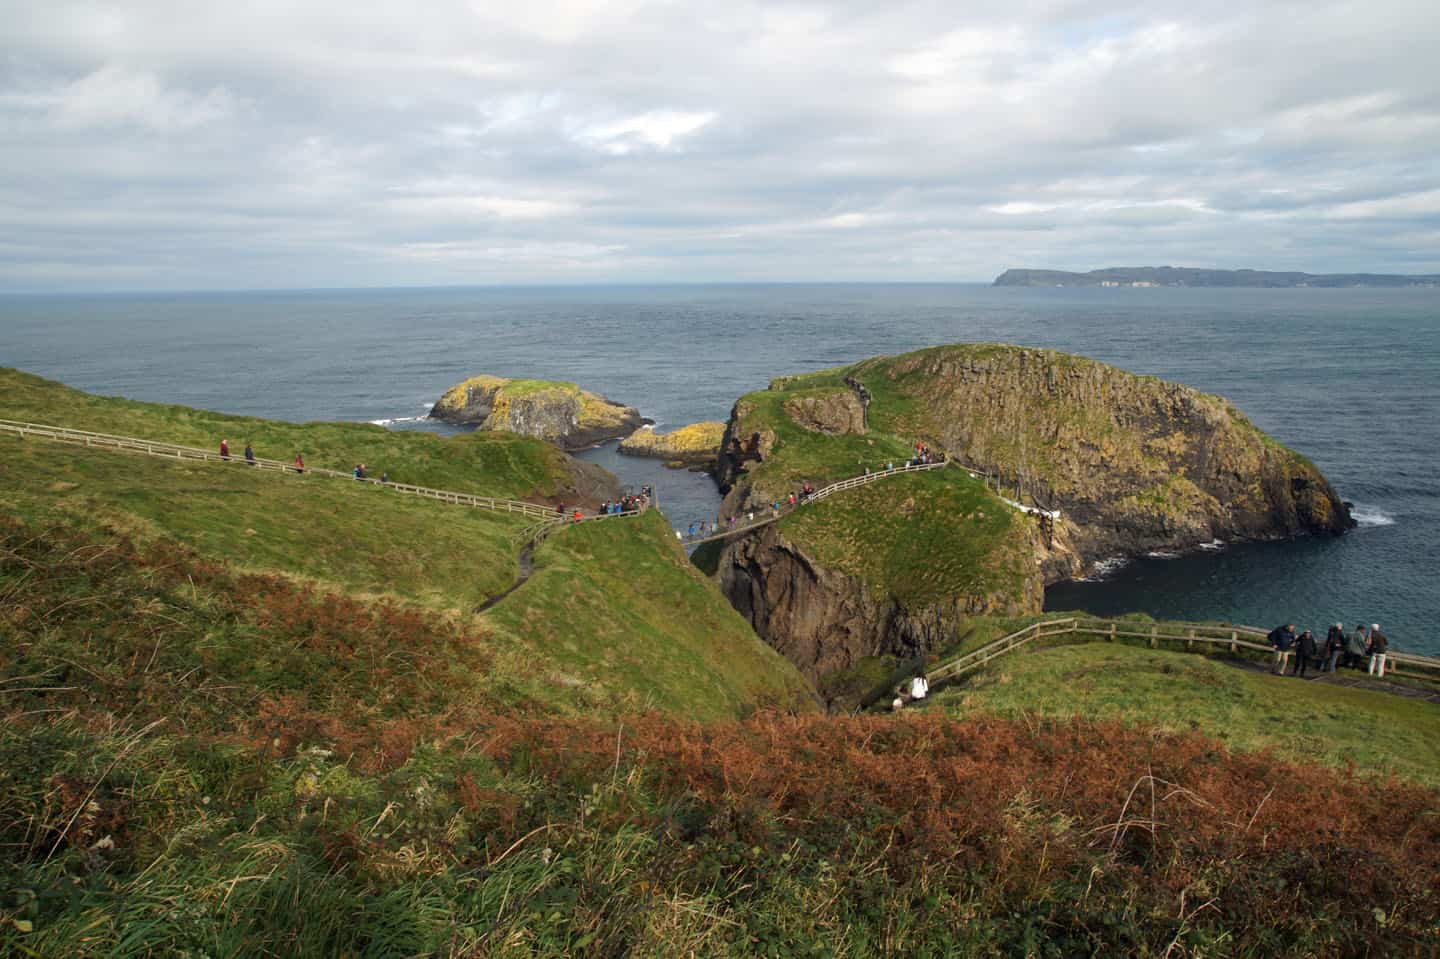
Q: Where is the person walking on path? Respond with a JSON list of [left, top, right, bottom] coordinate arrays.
[[1346, 623, 1369, 669], [1367, 624, 1389, 677], [244, 442, 255, 466], [292, 453, 304, 474], [1322, 623, 1345, 673], [1268, 623, 1297, 675], [909, 673, 929, 701], [219, 439, 230, 461], [1293, 630, 1318, 677]]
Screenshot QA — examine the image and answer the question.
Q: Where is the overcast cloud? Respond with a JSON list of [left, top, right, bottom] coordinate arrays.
[[2, 0, 1438, 290]]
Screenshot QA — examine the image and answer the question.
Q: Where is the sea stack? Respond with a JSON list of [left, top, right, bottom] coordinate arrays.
[[617, 421, 726, 471], [429, 374, 647, 451]]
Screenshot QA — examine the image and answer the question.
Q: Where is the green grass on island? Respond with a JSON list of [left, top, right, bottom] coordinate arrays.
[[777, 468, 1033, 607], [931, 641, 1440, 786], [723, 366, 1043, 607]]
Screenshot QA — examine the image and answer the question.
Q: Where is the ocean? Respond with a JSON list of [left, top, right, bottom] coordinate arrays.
[[2, 284, 1436, 653]]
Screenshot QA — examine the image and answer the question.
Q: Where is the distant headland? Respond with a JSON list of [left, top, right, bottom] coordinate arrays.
[[994, 267, 1440, 288]]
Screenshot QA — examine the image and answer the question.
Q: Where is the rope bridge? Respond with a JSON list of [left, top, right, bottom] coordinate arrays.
[[679, 460, 951, 546]]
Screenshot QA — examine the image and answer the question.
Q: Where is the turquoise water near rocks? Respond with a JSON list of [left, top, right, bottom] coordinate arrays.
[[2, 284, 1435, 651]]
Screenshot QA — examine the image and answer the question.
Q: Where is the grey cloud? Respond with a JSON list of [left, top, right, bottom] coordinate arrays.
[[1, 0, 1438, 290]]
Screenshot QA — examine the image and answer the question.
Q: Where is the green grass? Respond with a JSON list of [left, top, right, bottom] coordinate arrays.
[[0, 367, 573, 499], [482, 512, 815, 720], [777, 468, 1032, 606], [0, 370, 815, 721], [0, 434, 523, 608], [933, 642, 1440, 785]]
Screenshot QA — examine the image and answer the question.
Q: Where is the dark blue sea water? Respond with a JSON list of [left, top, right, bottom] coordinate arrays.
[[2, 284, 1435, 652]]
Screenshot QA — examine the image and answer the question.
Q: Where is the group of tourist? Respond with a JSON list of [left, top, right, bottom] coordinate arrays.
[[561, 489, 650, 523], [1268, 622, 1391, 678], [221, 439, 396, 484]]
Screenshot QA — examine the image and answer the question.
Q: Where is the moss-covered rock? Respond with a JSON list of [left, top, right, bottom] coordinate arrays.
[[429, 374, 647, 450], [617, 421, 725, 470]]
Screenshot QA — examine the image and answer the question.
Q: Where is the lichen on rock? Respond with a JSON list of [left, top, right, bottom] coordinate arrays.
[[618, 421, 725, 470], [429, 375, 647, 451]]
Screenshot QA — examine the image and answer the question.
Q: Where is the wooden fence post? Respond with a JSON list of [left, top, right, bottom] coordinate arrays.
[[1186, 627, 1194, 650], [1150, 624, 1158, 648], [1229, 630, 1238, 653], [1108, 622, 1116, 642]]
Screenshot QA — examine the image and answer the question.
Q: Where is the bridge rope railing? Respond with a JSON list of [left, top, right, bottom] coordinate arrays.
[[927, 617, 1440, 689], [0, 418, 650, 526], [678, 460, 951, 546]]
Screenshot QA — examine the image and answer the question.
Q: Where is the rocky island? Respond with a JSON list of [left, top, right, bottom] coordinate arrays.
[[429, 374, 647, 451], [995, 266, 1440, 287], [617, 421, 726, 471], [704, 343, 1352, 686]]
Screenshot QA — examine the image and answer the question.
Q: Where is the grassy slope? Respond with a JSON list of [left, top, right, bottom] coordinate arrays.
[[726, 370, 1039, 605], [0, 370, 813, 719], [932, 641, 1440, 786], [0, 368, 569, 499], [0, 434, 522, 608], [484, 512, 813, 720]]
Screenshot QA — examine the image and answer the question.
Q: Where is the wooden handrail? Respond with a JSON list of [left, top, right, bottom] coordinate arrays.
[[926, 616, 1440, 688], [0, 418, 622, 524]]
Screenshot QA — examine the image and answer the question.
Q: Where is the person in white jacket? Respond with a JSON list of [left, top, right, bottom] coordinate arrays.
[[909, 674, 929, 700]]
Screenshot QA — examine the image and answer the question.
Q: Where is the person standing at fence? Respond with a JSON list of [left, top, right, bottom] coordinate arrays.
[[1267, 623, 1296, 675], [1293, 629, 1318, 678], [1346, 623, 1369, 669], [1367, 624, 1389, 677], [292, 453, 304, 474], [1322, 623, 1345, 673], [244, 442, 255, 466], [219, 439, 230, 460]]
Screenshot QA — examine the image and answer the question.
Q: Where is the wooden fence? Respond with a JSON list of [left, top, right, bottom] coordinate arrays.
[[928, 617, 1440, 687], [0, 418, 567, 522]]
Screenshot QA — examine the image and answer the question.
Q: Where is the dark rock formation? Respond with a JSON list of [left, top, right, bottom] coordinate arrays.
[[715, 524, 1044, 685]]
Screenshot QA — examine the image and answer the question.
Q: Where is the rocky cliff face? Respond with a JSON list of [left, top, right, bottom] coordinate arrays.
[[430, 375, 647, 451], [844, 345, 1353, 573], [715, 523, 1044, 685]]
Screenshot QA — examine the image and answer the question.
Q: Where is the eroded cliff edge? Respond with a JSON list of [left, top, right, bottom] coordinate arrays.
[[707, 343, 1353, 688], [430, 374, 647, 451]]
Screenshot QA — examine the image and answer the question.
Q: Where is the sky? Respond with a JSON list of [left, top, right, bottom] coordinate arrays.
[[2, 0, 1439, 291]]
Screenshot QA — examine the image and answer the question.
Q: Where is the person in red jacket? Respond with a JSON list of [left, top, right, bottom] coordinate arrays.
[[219, 438, 230, 460], [293, 453, 305, 474]]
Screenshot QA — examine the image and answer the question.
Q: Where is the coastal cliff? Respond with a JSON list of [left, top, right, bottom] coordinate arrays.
[[839, 344, 1353, 570], [709, 343, 1352, 683], [429, 375, 647, 450]]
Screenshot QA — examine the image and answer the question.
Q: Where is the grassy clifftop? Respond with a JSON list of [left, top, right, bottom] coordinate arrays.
[[0, 368, 575, 500], [717, 368, 1043, 612], [0, 370, 812, 720]]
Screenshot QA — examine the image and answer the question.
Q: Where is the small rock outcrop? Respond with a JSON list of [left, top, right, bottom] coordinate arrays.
[[430, 375, 647, 451], [617, 421, 726, 471]]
